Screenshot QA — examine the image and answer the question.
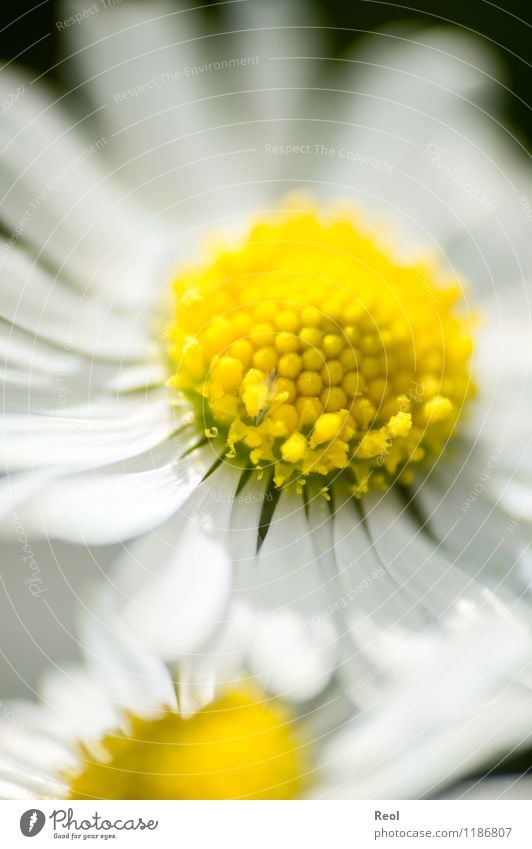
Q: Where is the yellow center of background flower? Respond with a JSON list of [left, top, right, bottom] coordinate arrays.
[[67, 687, 308, 800], [166, 200, 474, 496]]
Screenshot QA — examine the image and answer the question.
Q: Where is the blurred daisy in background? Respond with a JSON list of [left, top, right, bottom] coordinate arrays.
[[1, 580, 531, 800], [1, 0, 532, 795]]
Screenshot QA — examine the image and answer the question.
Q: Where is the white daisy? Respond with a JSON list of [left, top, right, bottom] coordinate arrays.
[[1, 583, 531, 800], [1, 1, 532, 681]]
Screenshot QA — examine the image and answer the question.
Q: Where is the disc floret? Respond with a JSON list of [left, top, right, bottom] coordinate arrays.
[[166, 202, 474, 496]]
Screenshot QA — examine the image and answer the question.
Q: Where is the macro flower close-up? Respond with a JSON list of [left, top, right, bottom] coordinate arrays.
[[1, 0, 532, 807]]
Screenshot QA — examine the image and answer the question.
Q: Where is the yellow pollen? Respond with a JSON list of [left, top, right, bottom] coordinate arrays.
[[66, 688, 309, 800], [165, 199, 475, 495]]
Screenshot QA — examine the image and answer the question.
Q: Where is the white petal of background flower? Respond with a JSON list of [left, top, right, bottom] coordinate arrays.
[[3, 590, 532, 800], [316, 606, 532, 799], [118, 523, 231, 656]]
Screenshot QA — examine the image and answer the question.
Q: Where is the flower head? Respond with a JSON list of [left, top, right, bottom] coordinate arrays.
[[3, 587, 532, 800], [166, 201, 474, 495], [68, 687, 308, 800]]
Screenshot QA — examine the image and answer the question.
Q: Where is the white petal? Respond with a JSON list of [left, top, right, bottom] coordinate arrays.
[[414, 453, 528, 599], [229, 489, 341, 696], [363, 489, 497, 623], [316, 605, 532, 799], [332, 495, 429, 705], [175, 601, 256, 718], [312, 27, 532, 295], [0, 765, 65, 799], [332, 496, 420, 627], [62, 0, 266, 224], [250, 608, 337, 702], [176, 600, 256, 716], [0, 470, 54, 519], [79, 594, 178, 718], [5, 439, 215, 543], [175, 658, 216, 721], [0, 776, 44, 800], [105, 363, 167, 393], [0, 240, 148, 359], [0, 716, 75, 777], [329, 489, 526, 710], [118, 521, 231, 658], [38, 663, 118, 742], [0, 64, 170, 311], [466, 286, 532, 496], [0, 395, 180, 473], [245, 488, 338, 617], [227, 473, 269, 569], [224, 0, 320, 176], [104, 458, 239, 595]]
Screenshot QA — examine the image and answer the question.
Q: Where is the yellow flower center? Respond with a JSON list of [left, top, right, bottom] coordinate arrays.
[[66, 687, 309, 800], [166, 200, 474, 496]]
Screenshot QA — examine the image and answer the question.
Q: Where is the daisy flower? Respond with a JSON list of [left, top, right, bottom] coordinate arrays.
[[1, 1, 531, 677], [1, 584, 531, 800]]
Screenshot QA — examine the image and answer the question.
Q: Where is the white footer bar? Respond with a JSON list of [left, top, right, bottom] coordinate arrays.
[[3, 799, 532, 848]]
